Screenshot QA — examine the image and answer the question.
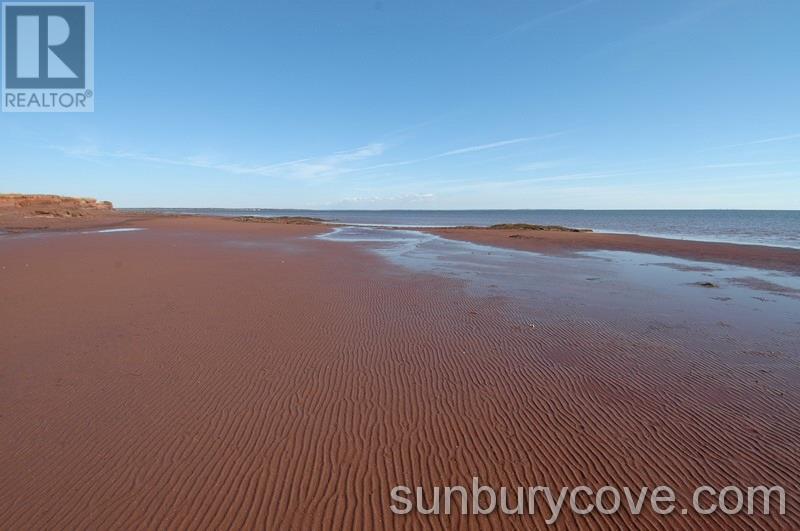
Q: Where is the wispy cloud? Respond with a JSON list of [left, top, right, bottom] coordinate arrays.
[[436, 137, 543, 157], [54, 143, 386, 181], [426, 170, 633, 195], [586, 0, 730, 59], [701, 133, 800, 152], [515, 160, 565, 172], [54, 132, 565, 184], [492, 0, 598, 40], [326, 144, 385, 162], [698, 160, 795, 169], [351, 132, 567, 174]]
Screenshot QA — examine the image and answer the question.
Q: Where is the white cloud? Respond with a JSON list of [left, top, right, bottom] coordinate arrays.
[[699, 160, 795, 169], [349, 132, 567, 174], [432, 133, 565, 159], [493, 0, 598, 40], [54, 143, 385, 181], [515, 160, 565, 172], [436, 137, 540, 157], [701, 133, 800, 151]]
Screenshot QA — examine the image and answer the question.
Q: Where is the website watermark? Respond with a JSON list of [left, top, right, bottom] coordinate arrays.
[[2, 1, 94, 112], [390, 478, 786, 524]]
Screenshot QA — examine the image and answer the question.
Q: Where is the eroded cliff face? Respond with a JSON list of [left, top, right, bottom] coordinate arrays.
[[0, 194, 113, 216], [0, 193, 122, 231]]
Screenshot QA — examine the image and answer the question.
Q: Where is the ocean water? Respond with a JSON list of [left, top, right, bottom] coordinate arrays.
[[126, 209, 800, 249]]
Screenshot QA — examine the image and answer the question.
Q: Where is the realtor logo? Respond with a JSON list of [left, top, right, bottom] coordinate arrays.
[[2, 2, 93, 112]]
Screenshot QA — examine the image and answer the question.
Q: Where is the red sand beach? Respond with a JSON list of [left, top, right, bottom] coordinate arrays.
[[1, 215, 799, 529]]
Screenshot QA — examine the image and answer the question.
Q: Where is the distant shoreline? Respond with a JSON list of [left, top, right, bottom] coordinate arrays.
[[119, 207, 800, 250], [2, 209, 798, 275], [3, 195, 799, 272]]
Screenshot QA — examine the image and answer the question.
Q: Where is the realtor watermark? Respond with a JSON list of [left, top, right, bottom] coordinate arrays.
[[2, 1, 93, 112], [390, 478, 786, 523]]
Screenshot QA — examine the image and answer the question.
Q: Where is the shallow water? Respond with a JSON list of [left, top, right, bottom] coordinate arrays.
[[82, 228, 146, 234], [319, 226, 800, 356], [0, 227, 147, 242]]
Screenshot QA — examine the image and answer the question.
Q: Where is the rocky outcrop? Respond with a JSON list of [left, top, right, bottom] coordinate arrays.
[[489, 223, 591, 232], [455, 223, 591, 233], [231, 216, 323, 225]]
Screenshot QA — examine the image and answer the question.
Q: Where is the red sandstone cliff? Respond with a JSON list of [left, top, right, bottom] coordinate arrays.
[[0, 194, 113, 214], [0, 193, 123, 231]]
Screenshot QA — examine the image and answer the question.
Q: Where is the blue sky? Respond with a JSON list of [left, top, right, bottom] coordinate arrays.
[[2, 0, 799, 209]]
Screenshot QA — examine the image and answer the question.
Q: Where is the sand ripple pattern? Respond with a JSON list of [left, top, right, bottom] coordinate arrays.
[[1, 219, 798, 530]]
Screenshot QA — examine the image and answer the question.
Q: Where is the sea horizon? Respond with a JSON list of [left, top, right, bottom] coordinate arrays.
[[123, 208, 800, 249]]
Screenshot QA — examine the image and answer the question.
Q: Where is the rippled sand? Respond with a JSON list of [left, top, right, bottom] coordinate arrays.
[[1, 217, 798, 529]]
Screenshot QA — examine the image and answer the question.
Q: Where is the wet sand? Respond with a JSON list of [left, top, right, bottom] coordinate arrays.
[[0, 209, 153, 233], [428, 227, 800, 275], [1, 216, 799, 529]]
